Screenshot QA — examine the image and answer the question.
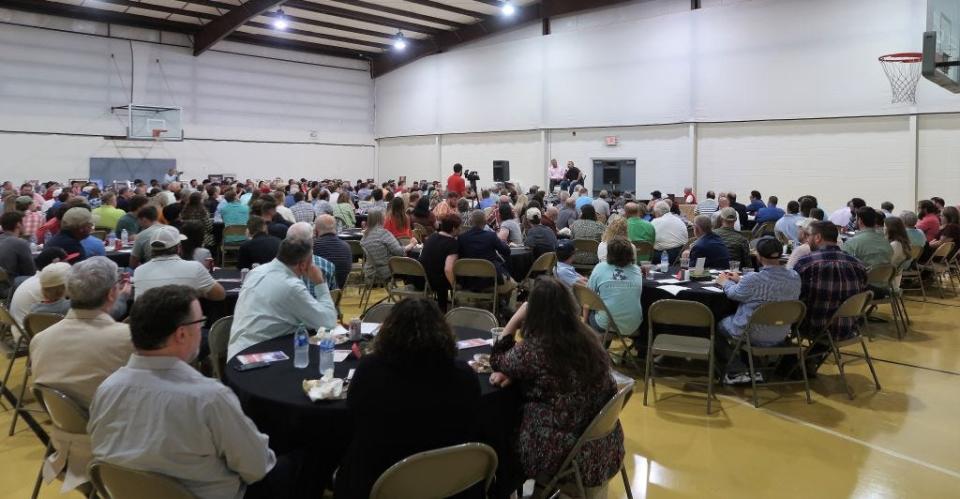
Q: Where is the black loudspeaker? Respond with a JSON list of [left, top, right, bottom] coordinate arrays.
[[493, 161, 510, 182]]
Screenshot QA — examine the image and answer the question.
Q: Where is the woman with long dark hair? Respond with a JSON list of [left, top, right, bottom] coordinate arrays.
[[383, 196, 412, 239], [180, 220, 212, 265], [490, 277, 624, 493], [336, 298, 481, 499], [180, 191, 213, 247], [411, 196, 436, 236]]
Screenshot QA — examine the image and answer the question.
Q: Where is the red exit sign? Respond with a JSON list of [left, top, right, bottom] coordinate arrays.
[[605, 136, 619, 146]]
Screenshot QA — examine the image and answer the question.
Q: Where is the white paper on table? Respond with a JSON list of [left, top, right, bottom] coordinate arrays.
[[708, 269, 723, 274], [657, 285, 689, 296], [333, 350, 351, 362], [329, 324, 348, 335], [695, 258, 706, 273], [701, 286, 724, 293], [361, 322, 381, 336], [657, 278, 682, 284]]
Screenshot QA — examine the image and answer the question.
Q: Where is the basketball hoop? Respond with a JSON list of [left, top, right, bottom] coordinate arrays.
[[151, 128, 167, 140], [879, 52, 922, 104]]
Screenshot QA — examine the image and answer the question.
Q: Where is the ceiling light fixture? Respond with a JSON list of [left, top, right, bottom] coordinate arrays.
[[501, 1, 515, 16], [393, 31, 407, 50], [273, 8, 288, 30]]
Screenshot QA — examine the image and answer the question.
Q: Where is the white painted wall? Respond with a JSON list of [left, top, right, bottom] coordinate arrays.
[[0, 13, 375, 182], [440, 131, 544, 191], [918, 114, 960, 204], [377, 136, 440, 183]]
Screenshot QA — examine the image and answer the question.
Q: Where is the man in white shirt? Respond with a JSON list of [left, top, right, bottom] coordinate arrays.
[[132, 225, 225, 301], [650, 201, 688, 264], [228, 238, 338, 359], [89, 285, 282, 499]]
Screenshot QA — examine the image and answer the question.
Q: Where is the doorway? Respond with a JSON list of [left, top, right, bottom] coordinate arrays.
[[591, 159, 636, 197]]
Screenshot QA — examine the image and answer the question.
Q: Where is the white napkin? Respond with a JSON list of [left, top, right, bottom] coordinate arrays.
[[701, 286, 724, 293], [657, 285, 689, 296], [303, 376, 344, 401]]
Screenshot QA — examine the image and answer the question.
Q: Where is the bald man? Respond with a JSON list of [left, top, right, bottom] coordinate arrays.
[[312, 215, 352, 289]]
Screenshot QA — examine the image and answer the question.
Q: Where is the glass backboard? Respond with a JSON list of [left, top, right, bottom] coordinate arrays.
[[923, 0, 960, 93]]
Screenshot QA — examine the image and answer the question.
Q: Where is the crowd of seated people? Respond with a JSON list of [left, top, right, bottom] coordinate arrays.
[[2, 169, 958, 497]]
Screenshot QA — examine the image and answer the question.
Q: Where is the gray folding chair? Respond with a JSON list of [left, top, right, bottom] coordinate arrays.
[[572, 239, 600, 275], [452, 259, 500, 317], [370, 443, 497, 499], [865, 263, 907, 340], [0, 304, 29, 410], [723, 301, 811, 408], [31, 384, 90, 499], [89, 461, 197, 499], [387, 257, 430, 303], [445, 307, 499, 331], [643, 299, 716, 414], [533, 382, 635, 499], [207, 316, 233, 381], [519, 252, 556, 295], [9, 313, 63, 436], [362, 302, 394, 323], [219, 224, 246, 268], [918, 242, 955, 298], [899, 244, 926, 302], [572, 284, 637, 367], [806, 291, 881, 400]]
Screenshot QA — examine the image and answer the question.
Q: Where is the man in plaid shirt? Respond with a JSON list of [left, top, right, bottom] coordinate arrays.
[[16, 196, 45, 239], [289, 192, 316, 224], [793, 221, 867, 370]]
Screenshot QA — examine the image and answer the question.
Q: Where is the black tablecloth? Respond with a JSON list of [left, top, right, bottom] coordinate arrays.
[[201, 268, 241, 327], [640, 266, 738, 335], [224, 327, 521, 498], [337, 229, 363, 241]]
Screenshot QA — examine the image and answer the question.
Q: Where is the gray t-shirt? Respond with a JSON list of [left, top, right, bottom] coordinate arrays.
[[499, 219, 523, 244], [132, 255, 217, 300], [0, 232, 36, 277], [131, 223, 164, 263]]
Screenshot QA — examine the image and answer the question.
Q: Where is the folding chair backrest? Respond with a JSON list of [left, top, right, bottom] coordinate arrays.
[[330, 289, 342, 309], [573, 238, 599, 253], [632, 241, 654, 261], [866, 263, 896, 287], [528, 252, 557, 275], [348, 239, 364, 260], [909, 244, 923, 261], [32, 384, 88, 435], [363, 302, 394, 323], [89, 461, 197, 499], [453, 259, 497, 279], [744, 300, 805, 329], [445, 307, 499, 330], [24, 313, 63, 341], [833, 291, 873, 320], [572, 284, 606, 313], [0, 304, 25, 338], [928, 241, 954, 263], [648, 299, 715, 329], [369, 443, 498, 499], [222, 225, 246, 240], [207, 316, 233, 380], [91, 230, 108, 241], [388, 257, 426, 278]]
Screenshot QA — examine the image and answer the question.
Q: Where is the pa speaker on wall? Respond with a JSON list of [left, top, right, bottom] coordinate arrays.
[[493, 161, 510, 182]]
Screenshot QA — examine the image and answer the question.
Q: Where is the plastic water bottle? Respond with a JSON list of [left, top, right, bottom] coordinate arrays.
[[293, 325, 309, 369], [120, 229, 129, 245], [660, 252, 669, 273], [318, 334, 335, 378], [106, 232, 116, 246], [29, 234, 38, 253]]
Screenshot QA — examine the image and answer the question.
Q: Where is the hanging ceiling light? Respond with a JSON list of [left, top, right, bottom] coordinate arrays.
[[272, 8, 288, 30], [501, 1, 515, 16], [393, 31, 407, 50]]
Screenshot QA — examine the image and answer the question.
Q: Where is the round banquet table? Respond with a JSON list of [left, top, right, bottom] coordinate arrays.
[[337, 228, 364, 241], [200, 268, 242, 327], [224, 327, 522, 498], [639, 266, 738, 335]]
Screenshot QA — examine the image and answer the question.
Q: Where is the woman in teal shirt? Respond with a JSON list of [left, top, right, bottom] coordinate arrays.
[[587, 238, 644, 337]]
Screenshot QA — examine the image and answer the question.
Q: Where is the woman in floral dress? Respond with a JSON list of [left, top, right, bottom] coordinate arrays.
[[490, 276, 625, 492]]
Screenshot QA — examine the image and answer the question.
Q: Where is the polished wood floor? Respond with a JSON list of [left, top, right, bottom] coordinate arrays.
[[2, 289, 958, 498]]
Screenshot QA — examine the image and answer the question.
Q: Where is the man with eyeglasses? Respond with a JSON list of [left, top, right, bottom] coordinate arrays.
[[28, 256, 135, 493], [89, 285, 285, 498]]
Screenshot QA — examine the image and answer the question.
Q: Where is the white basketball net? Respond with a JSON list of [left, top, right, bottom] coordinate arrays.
[[879, 53, 922, 104]]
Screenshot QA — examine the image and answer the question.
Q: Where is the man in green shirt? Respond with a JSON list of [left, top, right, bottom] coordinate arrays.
[[843, 206, 892, 268], [114, 195, 148, 239], [625, 202, 655, 245], [714, 207, 752, 266], [92, 192, 126, 231]]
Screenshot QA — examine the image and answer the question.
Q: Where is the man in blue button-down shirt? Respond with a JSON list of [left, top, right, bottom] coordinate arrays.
[[715, 237, 801, 383]]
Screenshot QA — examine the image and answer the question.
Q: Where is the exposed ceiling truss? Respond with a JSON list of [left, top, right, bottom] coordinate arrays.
[[0, 0, 635, 77]]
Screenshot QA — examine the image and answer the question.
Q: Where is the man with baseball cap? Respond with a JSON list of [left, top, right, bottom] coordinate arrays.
[[554, 239, 585, 287], [715, 236, 801, 384], [714, 207, 751, 267], [522, 207, 557, 258], [132, 225, 225, 301]]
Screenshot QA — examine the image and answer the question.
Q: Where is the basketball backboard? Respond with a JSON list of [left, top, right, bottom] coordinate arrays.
[[111, 104, 183, 140], [923, 0, 960, 93]]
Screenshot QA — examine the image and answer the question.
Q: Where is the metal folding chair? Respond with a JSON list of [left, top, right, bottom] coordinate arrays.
[[573, 284, 638, 368], [386, 257, 430, 303], [805, 291, 881, 400], [452, 259, 500, 318], [370, 443, 497, 499], [865, 263, 907, 340], [362, 302, 394, 323], [572, 239, 600, 275], [723, 301, 811, 408], [31, 384, 91, 499], [533, 382, 635, 499], [9, 313, 62, 436], [207, 316, 233, 381], [89, 460, 197, 499], [643, 299, 716, 414], [918, 242, 955, 299], [219, 224, 247, 268], [445, 307, 499, 331]]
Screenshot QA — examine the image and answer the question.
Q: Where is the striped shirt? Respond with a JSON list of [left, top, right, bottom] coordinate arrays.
[[720, 266, 801, 345], [291, 201, 316, 223], [302, 255, 338, 295]]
